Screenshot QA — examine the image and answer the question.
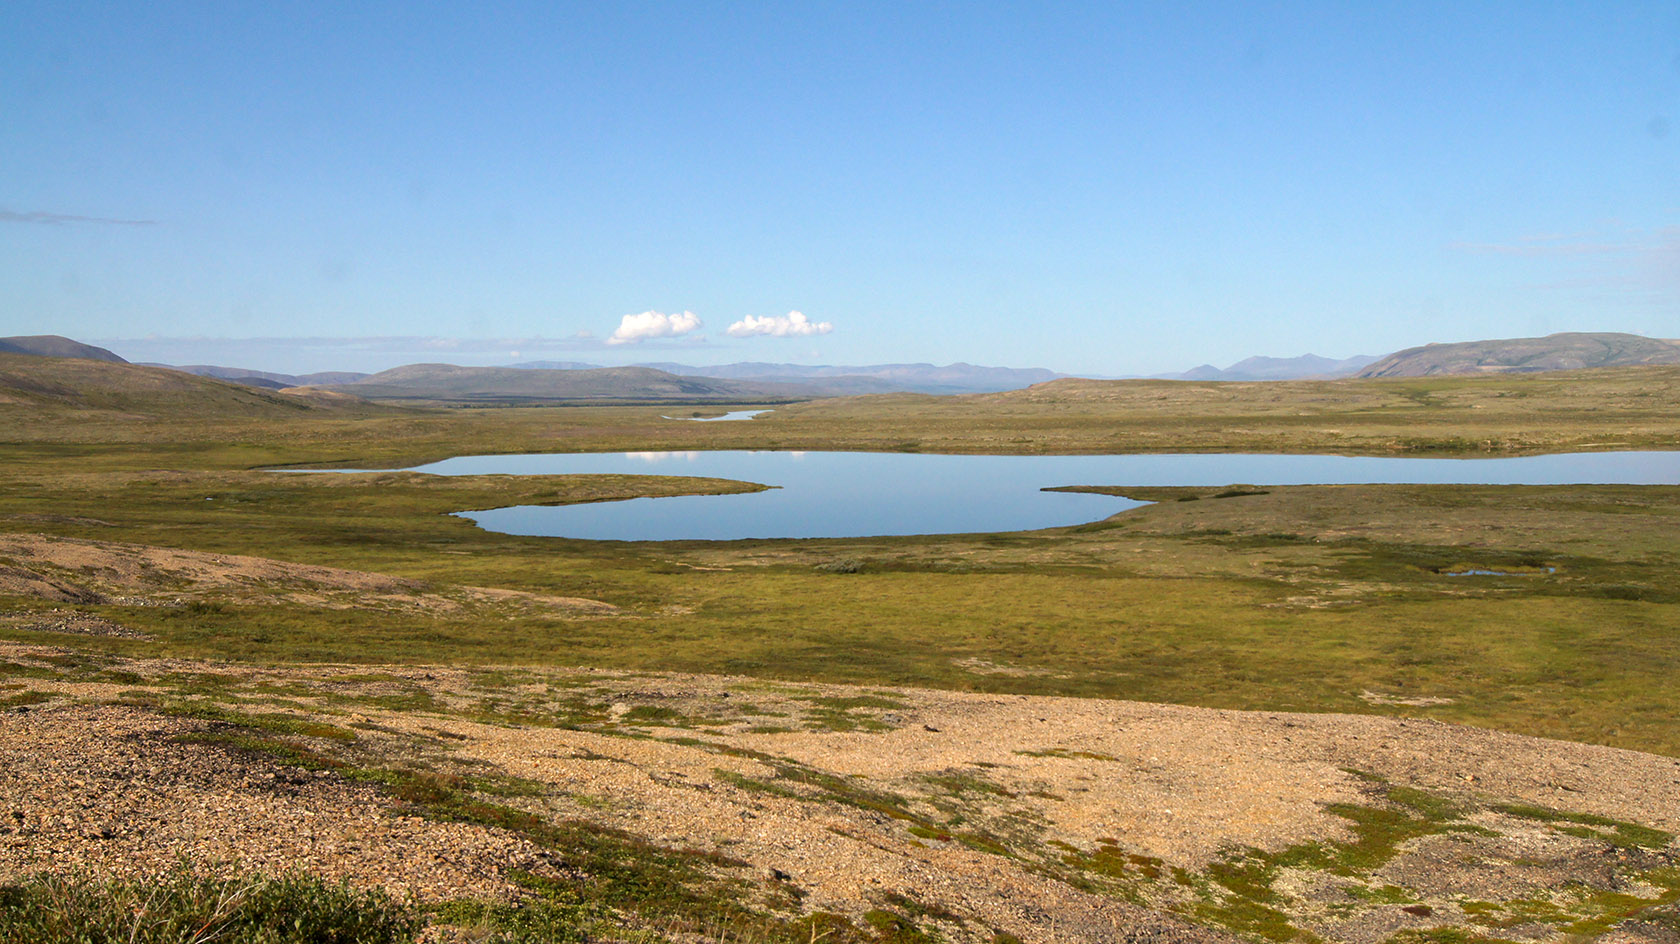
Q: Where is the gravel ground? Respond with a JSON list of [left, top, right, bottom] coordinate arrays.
[[2, 641, 1677, 942], [0, 702, 551, 903]]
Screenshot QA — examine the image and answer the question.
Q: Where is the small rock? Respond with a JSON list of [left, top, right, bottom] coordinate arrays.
[[923, 724, 940, 732]]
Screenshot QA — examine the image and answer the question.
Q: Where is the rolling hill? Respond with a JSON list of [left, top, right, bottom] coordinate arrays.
[[0, 353, 368, 418], [0, 335, 128, 363], [1357, 332, 1680, 378]]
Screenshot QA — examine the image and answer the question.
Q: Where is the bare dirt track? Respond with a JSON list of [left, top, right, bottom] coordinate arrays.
[[2, 641, 1677, 943]]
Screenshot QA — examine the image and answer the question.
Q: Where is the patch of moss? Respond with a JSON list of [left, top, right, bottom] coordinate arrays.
[[1491, 803, 1674, 850], [0, 690, 50, 709], [620, 704, 684, 724], [862, 908, 942, 943], [1014, 747, 1121, 762], [920, 771, 1017, 799]]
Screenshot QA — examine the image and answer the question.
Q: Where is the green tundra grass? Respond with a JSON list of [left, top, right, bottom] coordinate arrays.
[[2, 359, 1678, 757]]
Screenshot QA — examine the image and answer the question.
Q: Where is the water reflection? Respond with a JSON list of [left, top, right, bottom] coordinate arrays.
[[659, 410, 770, 422]]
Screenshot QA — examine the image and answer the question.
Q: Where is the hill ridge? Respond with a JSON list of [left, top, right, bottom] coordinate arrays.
[[1358, 331, 1680, 378], [0, 335, 128, 363], [0, 353, 366, 417]]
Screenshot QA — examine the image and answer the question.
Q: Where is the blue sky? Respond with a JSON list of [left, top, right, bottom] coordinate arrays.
[[3, 2, 1677, 375]]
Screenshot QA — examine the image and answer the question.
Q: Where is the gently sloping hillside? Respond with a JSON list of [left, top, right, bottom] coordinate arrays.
[[0, 353, 369, 420], [0, 335, 128, 362], [763, 365, 1680, 454], [2, 645, 1677, 943], [7, 357, 1680, 460], [1358, 332, 1680, 378]]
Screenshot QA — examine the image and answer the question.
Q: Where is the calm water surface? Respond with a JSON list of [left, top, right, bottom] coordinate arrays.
[[659, 410, 771, 422], [404, 450, 1680, 541]]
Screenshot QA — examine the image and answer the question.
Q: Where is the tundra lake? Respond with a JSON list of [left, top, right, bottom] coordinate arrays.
[[399, 450, 1680, 541]]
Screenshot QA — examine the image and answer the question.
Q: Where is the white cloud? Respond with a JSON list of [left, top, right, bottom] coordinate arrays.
[[726, 311, 833, 338], [607, 310, 702, 345]]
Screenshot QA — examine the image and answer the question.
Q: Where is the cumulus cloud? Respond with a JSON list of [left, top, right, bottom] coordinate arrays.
[[726, 311, 833, 338], [607, 310, 702, 345]]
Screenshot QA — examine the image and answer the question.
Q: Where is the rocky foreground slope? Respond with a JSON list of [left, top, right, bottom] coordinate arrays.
[[2, 636, 1677, 943]]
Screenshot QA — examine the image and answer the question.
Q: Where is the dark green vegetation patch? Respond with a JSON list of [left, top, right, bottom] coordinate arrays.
[[0, 870, 421, 944]]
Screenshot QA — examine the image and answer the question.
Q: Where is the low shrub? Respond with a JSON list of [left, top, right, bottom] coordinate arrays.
[[814, 559, 865, 574]]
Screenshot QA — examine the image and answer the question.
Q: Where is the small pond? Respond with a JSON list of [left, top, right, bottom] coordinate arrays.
[[399, 450, 1680, 541], [660, 410, 771, 422]]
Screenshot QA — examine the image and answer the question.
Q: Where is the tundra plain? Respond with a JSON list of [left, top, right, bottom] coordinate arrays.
[[2, 357, 1678, 942]]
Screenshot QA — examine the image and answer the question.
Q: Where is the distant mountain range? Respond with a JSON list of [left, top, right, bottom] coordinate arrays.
[[1161, 353, 1380, 382], [7, 332, 1680, 406], [2, 340, 1060, 401], [139, 358, 1060, 397], [307, 363, 816, 403], [514, 360, 1067, 395], [1356, 332, 1680, 378]]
